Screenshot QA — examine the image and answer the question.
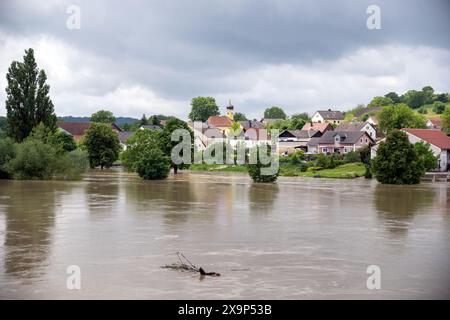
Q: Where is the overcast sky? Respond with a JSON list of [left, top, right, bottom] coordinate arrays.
[[0, 0, 449, 120]]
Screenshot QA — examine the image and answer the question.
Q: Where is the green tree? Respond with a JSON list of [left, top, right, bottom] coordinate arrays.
[[7, 138, 57, 180], [140, 114, 149, 126], [121, 129, 160, 171], [368, 96, 394, 108], [188, 96, 220, 122], [52, 131, 77, 152], [432, 101, 446, 114], [422, 86, 434, 104], [247, 145, 279, 183], [264, 106, 287, 119], [378, 103, 426, 133], [414, 142, 437, 172], [136, 147, 171, 180], [435, 93, 448, 103], [403, 90, 426, 109], [233, 112, 247, 121], [91, 110, 116, 123], [441, 107, 450, 134], [372, 130, 425, 184], [0, 138, 16, 179], [83, 123, 121, 169], [384, 92, 401, 104], [159, 117, 193, 174], [5, 48, 57, 142]]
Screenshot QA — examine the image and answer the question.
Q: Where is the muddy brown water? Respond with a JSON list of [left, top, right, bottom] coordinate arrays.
[[0, 169, 449, 299]]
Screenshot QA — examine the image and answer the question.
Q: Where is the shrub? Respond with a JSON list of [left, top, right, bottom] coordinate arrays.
[[0, 138, 16, 179], [136, 147, 171, 180], [7, 139, 57, 180], [344, 151, 361, 163], [414, 142, 437, 171], [247, 145, 279, 183], [121, 129, 159, 171], [372, 130, 425, 184], [417, 107, 428, 114], [52, 131, 77, 152], [432, 101, 446, 114]]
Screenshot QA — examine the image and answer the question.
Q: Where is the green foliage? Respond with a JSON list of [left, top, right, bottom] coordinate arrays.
[[344, 151, 361, 163], [5, 48, 57, 142], [315, 153, 339, 169], [159, 117, 193, 173], [0, 138, 16, 179], [53, 130, 77, 152], [264, 106, 287, 119], [417, 106, 428, 114], [247, 145, 279, 183], [432, 101, 446, 114], [121, 129, 160, 171], [204, 142, 234, 164], [91, 110, 116, 123], [233, 112, 247, 121], [435, 93, 448, 103], [403, 90, 426, 109], [422, 86, 434, 104], [83, 123, 121, 169], [140, 114, 149, 126], [136, 147, 171, 180], [188, 96, 220, 122], [121, 122, 140, 131], [368, 96, 394, 108], [372, 130, 425, 184], [441, 107, 450, 134], [414, 142, 437, 172], [378, 103, 426, 133], [384, 92, 401, 104]]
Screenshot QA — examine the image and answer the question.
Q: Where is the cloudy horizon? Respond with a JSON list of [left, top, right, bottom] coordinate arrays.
[[0, 0, 449, 120]]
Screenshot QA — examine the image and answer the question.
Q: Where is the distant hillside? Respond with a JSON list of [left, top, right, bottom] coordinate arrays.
[[58, 116, 139, 125]]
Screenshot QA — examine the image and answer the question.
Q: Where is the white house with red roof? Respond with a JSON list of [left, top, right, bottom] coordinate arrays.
[[401, 128, 450, 172]]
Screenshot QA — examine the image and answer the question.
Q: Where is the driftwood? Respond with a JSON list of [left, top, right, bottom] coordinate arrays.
[[162, 252, 221, 276]]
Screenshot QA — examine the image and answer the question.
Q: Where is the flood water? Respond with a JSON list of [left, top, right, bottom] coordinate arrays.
[[0, 169, 449, 299]]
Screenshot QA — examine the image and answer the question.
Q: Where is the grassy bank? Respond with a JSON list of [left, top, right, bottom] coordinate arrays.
[[189, 162, 366, 179]]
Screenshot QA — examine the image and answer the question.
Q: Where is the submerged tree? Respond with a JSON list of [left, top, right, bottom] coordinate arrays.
[[5, 48, 57, 142], [83, 123, 121, 169]]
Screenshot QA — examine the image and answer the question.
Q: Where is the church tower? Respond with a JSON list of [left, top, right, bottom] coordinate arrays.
[[226, 99, 234, 120]]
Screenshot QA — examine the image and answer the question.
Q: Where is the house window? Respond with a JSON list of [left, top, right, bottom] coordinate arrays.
[[360, 139, 363, 143], [365, 139, 368, 143], [322, 148, 327, 153], [335, 136, 340, 142]]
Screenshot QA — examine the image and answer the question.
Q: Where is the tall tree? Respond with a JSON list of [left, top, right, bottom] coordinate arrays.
[[403, 90, 426, 109], [372, 130, 425, 184], [441, 107, 450, 134], [83, 123, 121, 169], [159, 117, 193, 174], [5, 48, 57, 142], [91, 110, 116, 123], [140, 114, 149, 126], [367, 96, 394, 108], [378, 103, 426, 133], [188, 96, 220, 122], [384, 92, 401, 104], [264, 106, 286, 119]]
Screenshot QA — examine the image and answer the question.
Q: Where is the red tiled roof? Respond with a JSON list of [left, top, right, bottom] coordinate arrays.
[[428, 117, 441, 126], [402, 128, 450, 149], [207, 116, 233, 128], [57, 121, 91, 136], [301, 122, 332, 133]]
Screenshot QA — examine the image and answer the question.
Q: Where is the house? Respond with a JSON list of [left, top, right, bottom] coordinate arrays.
[[306, 137, 321, 154], [317, 131, 374, 154], [261, 118, 284, 126], [426, 118, 441, 130], [118, 131, 135, 150], [335, 121, 377, 140], [401, 128, 450, 172], [311, 109, 344, 124], [301, 122, 333, 134], [366, 116, 378, 127], [188, 121, 226, 151], [277, 129, 322, 155], [239, 120, 264, 130], [207, 116, 233, 133], [140, 124, 162, 131], [57, 121, 122, 142]]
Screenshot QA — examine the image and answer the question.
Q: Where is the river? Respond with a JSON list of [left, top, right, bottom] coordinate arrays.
[[0, 169, 449, 299]]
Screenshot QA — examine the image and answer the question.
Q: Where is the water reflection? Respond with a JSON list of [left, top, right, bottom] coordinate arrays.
[[84, 170, 119, 215], [374, 184, 436, 236], [248, 183, 279, 214], [0, 181, 67, 279]]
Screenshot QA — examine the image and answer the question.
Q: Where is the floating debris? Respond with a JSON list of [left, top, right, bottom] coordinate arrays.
[[162, 252, 221, 276]]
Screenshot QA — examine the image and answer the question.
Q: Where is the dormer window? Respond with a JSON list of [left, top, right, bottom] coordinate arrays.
[[335, 135, 340, 142]]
